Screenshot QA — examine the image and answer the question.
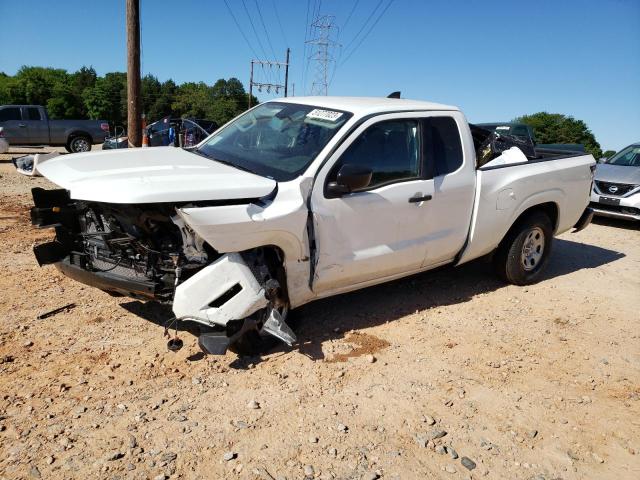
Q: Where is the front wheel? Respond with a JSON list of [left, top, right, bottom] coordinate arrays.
[[229, 304, 293, 356], [66, 135, 92, 153], [493, 212, 553, 285]]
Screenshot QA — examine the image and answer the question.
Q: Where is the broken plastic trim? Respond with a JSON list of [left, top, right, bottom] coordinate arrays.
[[33, 241, 71, 266], [261, 308, 296, 346], [195, 308, 297, 355]]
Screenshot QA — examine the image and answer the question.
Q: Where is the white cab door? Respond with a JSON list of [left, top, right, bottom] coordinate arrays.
[[310, 114, 435, 293]]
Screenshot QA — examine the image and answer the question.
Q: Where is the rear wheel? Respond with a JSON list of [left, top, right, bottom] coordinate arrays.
[[66, 135, 92, 153], [493, 211, 553, 285]]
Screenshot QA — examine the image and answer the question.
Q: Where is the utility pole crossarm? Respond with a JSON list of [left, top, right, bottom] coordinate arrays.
[[249, 48, 291, 106]]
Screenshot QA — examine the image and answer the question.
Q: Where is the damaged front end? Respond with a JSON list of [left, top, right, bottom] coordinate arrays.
[[30, 187, 296, 354]]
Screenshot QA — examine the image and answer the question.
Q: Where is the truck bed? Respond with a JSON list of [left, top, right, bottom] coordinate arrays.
[[457, 152, 595, 265]]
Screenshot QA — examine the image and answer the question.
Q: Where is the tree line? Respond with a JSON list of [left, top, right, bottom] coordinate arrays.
[[514, 112, 603, 159], [0, 66, 607, 158], [0, 66, 257, 130]]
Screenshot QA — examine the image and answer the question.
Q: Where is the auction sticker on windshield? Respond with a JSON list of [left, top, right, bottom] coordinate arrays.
[[306, 109, 344, 122]]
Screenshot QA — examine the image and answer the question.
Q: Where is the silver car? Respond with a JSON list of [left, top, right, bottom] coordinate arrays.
[[590, 142, 640, 221]]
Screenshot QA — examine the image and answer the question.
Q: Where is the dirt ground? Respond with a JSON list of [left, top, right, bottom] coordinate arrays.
[[0, 147, 639, 480]]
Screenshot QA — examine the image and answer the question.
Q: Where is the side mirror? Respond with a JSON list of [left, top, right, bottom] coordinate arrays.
[[326, 164, 373, 198], [598, 157, 607, 164]]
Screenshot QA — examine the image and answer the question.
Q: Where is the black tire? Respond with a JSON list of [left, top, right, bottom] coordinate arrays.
[[228, 329, 277, 357], [66, 135, 92, 153], [229, 307, 297, 357], [493, 211, 553, 285]]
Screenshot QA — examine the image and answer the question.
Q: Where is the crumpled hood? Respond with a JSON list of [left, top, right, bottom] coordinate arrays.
[[36, 147, 276, 204], [595, 164, 640, 185]]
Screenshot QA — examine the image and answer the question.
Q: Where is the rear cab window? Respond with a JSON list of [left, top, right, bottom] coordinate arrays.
[[422, 116, 464, 177], [25, 107, 42, 121]]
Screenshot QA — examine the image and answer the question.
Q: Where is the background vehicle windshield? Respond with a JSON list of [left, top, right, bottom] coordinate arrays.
[[196, 102, 352, 181], [605, 144, 640, 166]]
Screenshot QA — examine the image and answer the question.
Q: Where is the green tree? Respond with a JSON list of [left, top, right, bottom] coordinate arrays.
[[46, 78, 84, 118], [1, 65, 256, 129], [83, 72, 127, 125], [141, 74, 161, 119], [72, 66, 97, 93], [207, 77, 256, 125], [15, 66, 68, 106], [602, 150, 616, 158], [0, 73, 17, 104], [514, 112, 602, 159], [172, 82, 213, 118]]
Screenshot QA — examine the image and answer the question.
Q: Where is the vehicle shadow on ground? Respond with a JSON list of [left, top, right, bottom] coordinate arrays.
[[291, 237, 624, 363], [593, 216, 639, 231], [119, 300, 204, 359], [120, 237, 624, 366]]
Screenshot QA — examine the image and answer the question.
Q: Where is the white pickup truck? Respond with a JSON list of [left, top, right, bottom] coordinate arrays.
[[30, 97, 595, 355]]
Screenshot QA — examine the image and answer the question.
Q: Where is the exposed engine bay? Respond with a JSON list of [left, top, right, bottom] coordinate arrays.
[[30, 187, 296, 354]]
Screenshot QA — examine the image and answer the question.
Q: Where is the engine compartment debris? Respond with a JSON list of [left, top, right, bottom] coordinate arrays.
[[36, 302, 76, 320], [13, 151, 60, 176], [30, 187, 296, 355]]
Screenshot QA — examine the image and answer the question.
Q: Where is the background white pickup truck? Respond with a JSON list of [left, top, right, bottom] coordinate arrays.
[[30, 97, 595, 354]]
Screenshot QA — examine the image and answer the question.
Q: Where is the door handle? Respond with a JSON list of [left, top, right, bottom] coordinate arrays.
[[408, 194, 432, 203], [18, 123, 27, 128]]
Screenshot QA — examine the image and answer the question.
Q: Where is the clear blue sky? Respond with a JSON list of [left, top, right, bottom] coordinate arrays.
[[1, 0, 638, 151]]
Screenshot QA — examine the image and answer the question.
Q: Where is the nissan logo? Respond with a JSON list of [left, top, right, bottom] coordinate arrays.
[[608, 185, 619, 193]]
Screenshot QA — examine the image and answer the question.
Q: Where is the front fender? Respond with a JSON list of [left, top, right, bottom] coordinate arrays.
[[177, 179, 316, 308]]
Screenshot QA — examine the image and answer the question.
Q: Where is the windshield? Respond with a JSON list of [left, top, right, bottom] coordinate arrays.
[[605, 144, 640, 166], [195, 102, 352, 181]]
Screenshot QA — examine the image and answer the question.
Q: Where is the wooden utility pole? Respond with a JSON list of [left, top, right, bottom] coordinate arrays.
[[248, 60, 254, 109], [126, 0, 141, 147], [284, 48, 290, 97]]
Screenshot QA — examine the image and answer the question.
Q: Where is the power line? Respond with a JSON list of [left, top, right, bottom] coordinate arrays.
[[328, 0, 360, 88], [254, 0, 280, 84], [301, 0, 312, 93], [254, 0, 278, 60], [341, 0, 383, 56], [340, 0, 394, 67], [342, 0, 360, 34], [222, 0, 262, 61], [314, 0, 322, 21], [303, 0, 324, 94], [329, 44, 342, 87], [240, 0, 270, 61], [272, 0, 288, 47]]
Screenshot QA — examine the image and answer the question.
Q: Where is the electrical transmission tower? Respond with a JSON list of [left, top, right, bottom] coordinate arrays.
[[306, 15, 340, 96]]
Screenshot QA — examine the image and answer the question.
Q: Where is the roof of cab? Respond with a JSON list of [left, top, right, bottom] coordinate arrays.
[[274, 96, 459, 116]]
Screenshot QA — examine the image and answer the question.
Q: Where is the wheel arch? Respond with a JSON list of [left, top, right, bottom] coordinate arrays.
[[497, 201, 559, 250], [66, 130, 93, 144]]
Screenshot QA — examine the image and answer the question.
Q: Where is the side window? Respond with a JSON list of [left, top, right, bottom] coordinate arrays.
[[0, 107, 22, 122], [424, 117, 463, 177], [336, 119, 421, 190], [26, 107, 42, 121]]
